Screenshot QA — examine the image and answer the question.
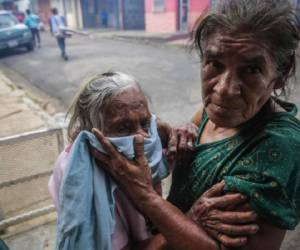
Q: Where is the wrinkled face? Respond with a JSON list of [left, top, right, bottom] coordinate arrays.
[[201, 32, 279, 128], [102, 86, 151, 137]]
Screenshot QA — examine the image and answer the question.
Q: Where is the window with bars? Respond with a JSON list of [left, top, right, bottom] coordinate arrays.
[[153, 0, 165, 12]]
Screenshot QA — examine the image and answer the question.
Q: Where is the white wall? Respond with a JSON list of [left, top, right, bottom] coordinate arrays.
[[50, 0, 64, 15], [50, 0, 83, 28], [16, 0, 31, 12]]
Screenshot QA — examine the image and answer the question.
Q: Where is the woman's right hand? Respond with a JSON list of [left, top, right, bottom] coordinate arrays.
[[187, 181, 259, 248], [91, 129, 156, 205]]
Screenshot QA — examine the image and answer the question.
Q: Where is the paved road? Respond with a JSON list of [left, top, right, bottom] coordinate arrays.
[[1, 32, 300, 250], [0, 32, 202, 125]]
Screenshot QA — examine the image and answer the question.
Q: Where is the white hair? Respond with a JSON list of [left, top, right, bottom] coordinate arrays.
[[67, 71, 142, 141]]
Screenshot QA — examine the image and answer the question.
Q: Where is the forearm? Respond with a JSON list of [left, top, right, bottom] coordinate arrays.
[[156, 118, 172, 148], [91, 129, 218, 249], [133, 234, 170, 250], [218, 220, 285, 250], [238, 220, 285, 250], [137, 191, 219, 250]]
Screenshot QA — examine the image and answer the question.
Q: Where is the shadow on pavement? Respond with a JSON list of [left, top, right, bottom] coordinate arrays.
[[0, 48, 33, 59]]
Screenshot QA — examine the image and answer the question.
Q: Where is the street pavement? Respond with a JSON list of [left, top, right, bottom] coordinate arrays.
[[0, 30, 300, 249], [0, 31, 202, 125]]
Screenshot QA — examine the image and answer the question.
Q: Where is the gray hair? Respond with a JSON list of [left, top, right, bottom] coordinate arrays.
[[192, 0, 300, 95], [67, 71, 142, 142]]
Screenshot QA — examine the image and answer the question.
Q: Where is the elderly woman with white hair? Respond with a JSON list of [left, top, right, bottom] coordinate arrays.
[[48, 72, 256, 250]]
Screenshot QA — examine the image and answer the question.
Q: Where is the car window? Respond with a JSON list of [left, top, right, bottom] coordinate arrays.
[[0, 14, 18, 29]]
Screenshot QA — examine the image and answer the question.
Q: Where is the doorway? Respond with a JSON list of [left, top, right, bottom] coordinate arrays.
[[123, 0, 145, 30], [178, 0, 189, 31], [80, 0, 97, 28]]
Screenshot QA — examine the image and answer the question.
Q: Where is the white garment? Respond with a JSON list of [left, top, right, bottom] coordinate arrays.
[[48, 146, 152, 250], [50, 14, 66, 37]]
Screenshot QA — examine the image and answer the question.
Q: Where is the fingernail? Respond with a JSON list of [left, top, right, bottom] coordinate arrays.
[[252, 226, 259, 232], [252, 212, 258, 219], [135, 134, 144, 142], [92, 128, 100, 134], [240, 194, 247, 200], [242, 238, 247, 244]]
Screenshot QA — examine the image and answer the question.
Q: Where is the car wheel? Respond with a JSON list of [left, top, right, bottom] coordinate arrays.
[[26, 42, 34, 52]]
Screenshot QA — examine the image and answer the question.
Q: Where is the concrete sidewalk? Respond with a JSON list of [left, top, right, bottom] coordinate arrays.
[[0, 70, 61, 250], [0, 70, 62, 138], [86, 28, 190, 46]]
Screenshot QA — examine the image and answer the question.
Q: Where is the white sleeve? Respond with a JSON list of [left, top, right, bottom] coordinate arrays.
[[48, 148, 70, 212]]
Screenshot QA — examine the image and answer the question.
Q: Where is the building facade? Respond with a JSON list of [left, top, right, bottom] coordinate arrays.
[[33, 0, 52, 27], [145, 0, 209, 33], [52, 0, 83, 28], [64, 0, 145, 30], [0, 0, 15, 10], [79, 0, 119, 29]]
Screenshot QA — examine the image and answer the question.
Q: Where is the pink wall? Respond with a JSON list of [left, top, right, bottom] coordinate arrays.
[[145, 0, 177, 13], [145, 0, 178, 33], [145, 0, 210, 33], [188, 0, 209, 31], [190, 0, 209, 12], [145, 0, 153, 12], [165, 0, 177, 11]]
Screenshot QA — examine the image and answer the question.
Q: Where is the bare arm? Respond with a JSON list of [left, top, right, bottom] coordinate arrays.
[[239, 220, 285, 250], [213, 221, 285, 250], [156, 117, 172, 148], [132, 194, 220, 250], [92, 130, 218, 250], [91, 131, 260, 250], [136, 191, 219, 250], [200, 203, 286, 250], [132, 234, 169, 250]]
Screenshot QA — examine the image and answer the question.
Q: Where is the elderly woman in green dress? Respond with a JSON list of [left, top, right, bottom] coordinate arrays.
[[91, 0, 300, 249]]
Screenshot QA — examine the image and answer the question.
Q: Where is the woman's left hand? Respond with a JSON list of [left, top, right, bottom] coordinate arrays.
[[187, 181, 259, 247], [91, 128, 155, 206], [166, 122, 198, 168]]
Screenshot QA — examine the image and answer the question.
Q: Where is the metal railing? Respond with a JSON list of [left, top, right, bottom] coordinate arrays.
[[0, 128, 65, 231]]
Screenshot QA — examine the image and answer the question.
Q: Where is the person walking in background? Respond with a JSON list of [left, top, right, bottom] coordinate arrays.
[[49, 8, 69, 61], [24, 9, 41, 48], [100, 9, 108, 27]]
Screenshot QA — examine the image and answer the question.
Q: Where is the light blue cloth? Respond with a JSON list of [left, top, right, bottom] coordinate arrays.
[[56, 115, 168, 250], [25, 14, 40, 29]]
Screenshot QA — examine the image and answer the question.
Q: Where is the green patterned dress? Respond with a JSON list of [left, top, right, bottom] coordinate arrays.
[[168, 101, 300, 230]]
